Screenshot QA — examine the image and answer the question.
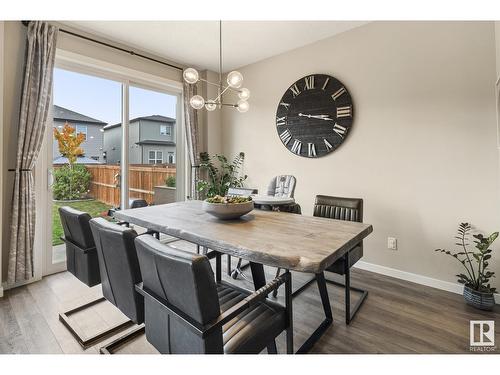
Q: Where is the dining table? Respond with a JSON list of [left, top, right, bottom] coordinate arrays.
[[114, 200, 373, 353]]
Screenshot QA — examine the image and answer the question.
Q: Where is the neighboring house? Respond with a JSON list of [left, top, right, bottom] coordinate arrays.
[[103, 115, 176, 165], [53, 105, 107, 163]]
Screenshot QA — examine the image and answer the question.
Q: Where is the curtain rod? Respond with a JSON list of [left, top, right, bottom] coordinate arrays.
[[21, 21, 184, 72]]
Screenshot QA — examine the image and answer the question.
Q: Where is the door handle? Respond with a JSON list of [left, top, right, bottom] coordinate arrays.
[[48, 168, 54, 188]]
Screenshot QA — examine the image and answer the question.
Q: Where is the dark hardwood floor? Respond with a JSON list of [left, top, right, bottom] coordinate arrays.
[[0, 240, 498, 354]]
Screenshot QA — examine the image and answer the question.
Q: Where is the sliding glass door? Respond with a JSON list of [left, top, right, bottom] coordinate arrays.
[[43, 58, 184, 276]]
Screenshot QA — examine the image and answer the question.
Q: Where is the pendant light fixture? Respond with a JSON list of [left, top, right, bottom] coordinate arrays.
[[183, 21, 250, 113]]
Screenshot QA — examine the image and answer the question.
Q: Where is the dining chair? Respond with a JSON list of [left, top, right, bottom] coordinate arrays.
[[134, 234, 293, 354], [89, 217, 147, 353], [226, 187, 258, 279], [266, 175, 296, 198], [312, 195, 368, 324], [58, 207, 134, 349]]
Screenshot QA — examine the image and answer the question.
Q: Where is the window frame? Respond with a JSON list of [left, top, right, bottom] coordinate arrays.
[[160, 124, 171, 136], [148, 150, 163, 164], [75, 124, 88, 141]]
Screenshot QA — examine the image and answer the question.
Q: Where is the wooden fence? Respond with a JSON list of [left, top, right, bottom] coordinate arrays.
[[84, 164, 176, 206]]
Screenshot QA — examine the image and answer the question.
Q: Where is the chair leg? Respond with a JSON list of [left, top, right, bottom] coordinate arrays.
[[267, 340, 278, 354], [227, 254, 232, 276], [230, 258, 252, 282], [99, 324, 145, 354], [272, 268, 281, 298], [59, 296, 134, 349]]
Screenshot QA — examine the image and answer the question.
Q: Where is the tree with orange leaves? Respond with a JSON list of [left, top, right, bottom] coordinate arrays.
[[53, 122, 85, 166]]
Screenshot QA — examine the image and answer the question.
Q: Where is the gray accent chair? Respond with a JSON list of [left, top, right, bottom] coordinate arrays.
[[89, 218, 146, 353], [312, 195, 368, 324], [134, 235, 293, 354], [58, 207, 135, 348], [265, 175, 301, 214], [266, 175, 296, 198]]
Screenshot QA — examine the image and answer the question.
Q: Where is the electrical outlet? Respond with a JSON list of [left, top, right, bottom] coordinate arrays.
[[388, 237, 397, 250]]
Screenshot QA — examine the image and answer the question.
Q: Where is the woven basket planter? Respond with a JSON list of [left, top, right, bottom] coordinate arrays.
[[463, 285, 495, 311]]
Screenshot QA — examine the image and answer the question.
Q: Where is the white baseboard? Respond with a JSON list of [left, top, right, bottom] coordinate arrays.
[[354, 260, 500, 304]]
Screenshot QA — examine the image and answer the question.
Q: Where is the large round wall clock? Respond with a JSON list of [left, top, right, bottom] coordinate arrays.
[[275, 74, 354, 158]]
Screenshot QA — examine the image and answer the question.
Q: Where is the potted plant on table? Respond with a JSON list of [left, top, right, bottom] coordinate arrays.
[[435, 223, 498, 310], [197, 152, 253, 219]]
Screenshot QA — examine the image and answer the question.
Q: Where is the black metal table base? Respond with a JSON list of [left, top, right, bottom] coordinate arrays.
[[296, 272, 333, 354]]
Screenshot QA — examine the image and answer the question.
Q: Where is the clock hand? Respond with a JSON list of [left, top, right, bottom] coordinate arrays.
[[299, 113, 334, 120]]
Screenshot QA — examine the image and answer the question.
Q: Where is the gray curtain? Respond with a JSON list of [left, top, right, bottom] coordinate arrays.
[[8, 22, 58, 283], [183, 81, 201, 200]]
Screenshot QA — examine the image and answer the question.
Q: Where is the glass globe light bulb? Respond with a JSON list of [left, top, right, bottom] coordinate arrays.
[[183, 68, 199, 84], [227, 71, 243, 89], [190, 95, 205, 110], [237, 100, 250, 113], [205, 102, 217, 111], [238, 88, 251, 100]]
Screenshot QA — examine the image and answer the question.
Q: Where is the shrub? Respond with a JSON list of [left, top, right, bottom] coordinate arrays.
[[53, 165, 91, 200], [165, 175, 176, 187]]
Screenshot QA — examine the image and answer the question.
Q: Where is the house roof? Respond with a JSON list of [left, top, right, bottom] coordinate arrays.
[[53, 156, 101, 165], [53, 105, 107, 125], [136, 140, 176, 146], [103, 115, 175, 130]]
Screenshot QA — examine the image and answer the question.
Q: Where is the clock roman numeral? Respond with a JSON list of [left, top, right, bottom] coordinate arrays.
[[289, 84, 301, 98], [331, 86, 346, 101], [304, 76, 315, 90], [308, 143, 317, 157], [291, 139, 302, 155], [333, 123, 347, 138], [324, 138, 333, 151], [322, 77, 330, 91], [276, 116, 286, 126], [279, 129, 292, 145], [336, 105, 352, 118], [280, 102, 290, 109]]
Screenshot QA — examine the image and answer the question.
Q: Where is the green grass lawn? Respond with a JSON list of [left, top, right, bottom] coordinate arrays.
[[52, 200, 112, 246]]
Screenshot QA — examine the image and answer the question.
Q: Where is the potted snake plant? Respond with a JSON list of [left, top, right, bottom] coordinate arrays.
[[435, 223, 498, 310]]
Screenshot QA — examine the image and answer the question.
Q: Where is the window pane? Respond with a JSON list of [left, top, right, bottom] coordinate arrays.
[[128, 85, 178, 205], [52, 68, 121, 267]]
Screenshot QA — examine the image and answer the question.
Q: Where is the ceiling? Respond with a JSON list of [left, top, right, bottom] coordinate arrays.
[[62, 21, 368, 72]]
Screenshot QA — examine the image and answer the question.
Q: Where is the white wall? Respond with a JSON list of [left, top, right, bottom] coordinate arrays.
[[2, 21, 26, 285], [222, 21, 500, 286], [0, 21, 4, 296]]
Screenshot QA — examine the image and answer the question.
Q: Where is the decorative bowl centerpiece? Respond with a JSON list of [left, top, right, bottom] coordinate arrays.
[[202, 195, 254, 220]]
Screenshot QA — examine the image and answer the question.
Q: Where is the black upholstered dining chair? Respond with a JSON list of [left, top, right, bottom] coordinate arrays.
[[89, 218, 147, 353], [134, 234, 293, 354], [58, 207, 134, 348], [313, 195, 368, 324]]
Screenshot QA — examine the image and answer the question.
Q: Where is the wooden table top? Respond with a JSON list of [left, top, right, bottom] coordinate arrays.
[[114, 200, 373, 273]]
